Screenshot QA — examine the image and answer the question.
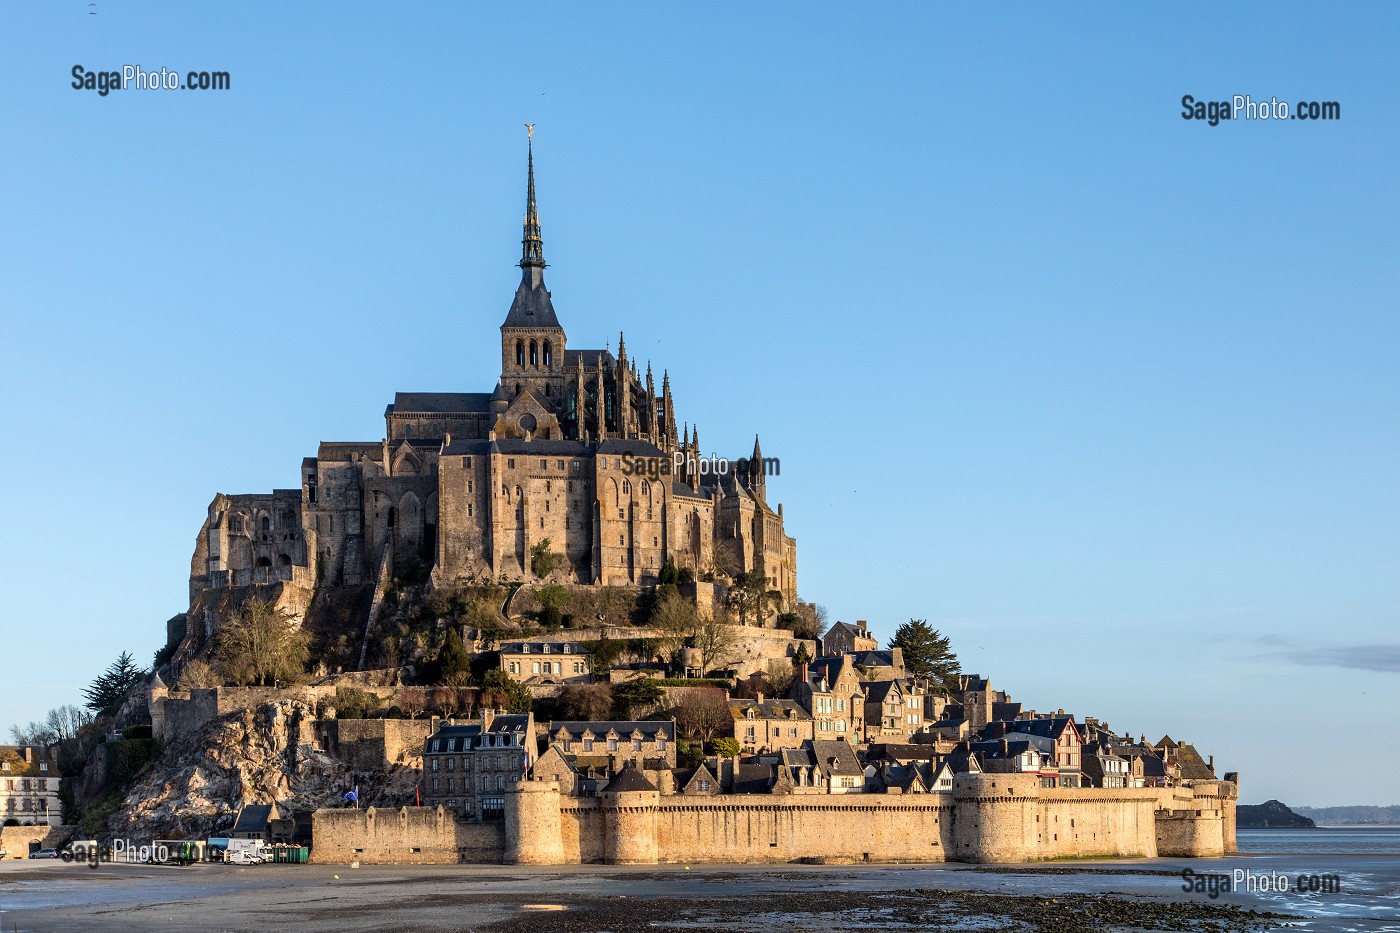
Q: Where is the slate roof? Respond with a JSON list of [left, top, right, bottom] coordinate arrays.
[[426, 723, 484, 753], [563, 348, 616, 369], [863, 680, 901, 705], [733, 762, 777, 794], [972, 734, 1054, 760], [849, 650, 901, 671], [390, 392, 494, 415], [548, 721, 676, 741], [729, 698, 811, 721], [865, 743, 936, 764], [486, 714, 532, 737], [1003, 717, 1078, 742], [231, 803, 277, 835], [671, 482, 711, 501], [1172, 742, 1217, 780], [597, 439, 667, 457], [500, 641, 590, 655], [809, 740, 863, 777], [604, 765, 658, 793], [502, 278, 560, 329]]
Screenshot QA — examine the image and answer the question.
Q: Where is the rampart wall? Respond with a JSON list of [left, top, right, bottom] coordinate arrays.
[[310, 807, 504, 864], [311, 776, 1236, 865]]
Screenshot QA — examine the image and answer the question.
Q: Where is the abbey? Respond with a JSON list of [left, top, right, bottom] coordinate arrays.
[[188, 142, 796, 608]]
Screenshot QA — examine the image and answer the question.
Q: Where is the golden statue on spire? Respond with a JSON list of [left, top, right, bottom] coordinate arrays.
[[524, 123, 536, 141]]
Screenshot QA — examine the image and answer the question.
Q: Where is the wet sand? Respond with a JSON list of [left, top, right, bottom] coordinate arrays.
[[1, 852, 1392, 933]]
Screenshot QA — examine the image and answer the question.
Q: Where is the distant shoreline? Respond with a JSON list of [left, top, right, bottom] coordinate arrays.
[[1239, 824, 1400, 830]]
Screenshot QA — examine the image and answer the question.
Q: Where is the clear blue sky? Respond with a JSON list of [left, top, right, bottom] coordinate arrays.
[[1, 3, 1396, 807]]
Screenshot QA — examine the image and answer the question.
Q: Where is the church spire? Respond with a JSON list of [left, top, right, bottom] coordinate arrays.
[[520, 134, 545, 271]]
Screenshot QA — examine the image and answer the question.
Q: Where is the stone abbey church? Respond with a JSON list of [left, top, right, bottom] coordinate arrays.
[[189, 143, 797, 612]]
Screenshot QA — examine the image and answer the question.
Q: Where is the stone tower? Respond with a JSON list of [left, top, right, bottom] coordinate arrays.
[[601, 765, 660, 864]]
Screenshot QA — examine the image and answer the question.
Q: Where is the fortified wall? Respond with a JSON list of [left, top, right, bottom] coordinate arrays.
[[312, 774, 1236, 865]]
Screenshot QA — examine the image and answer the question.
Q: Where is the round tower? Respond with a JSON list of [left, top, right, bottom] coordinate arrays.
[[951, 773, 1041, 863], [601, 766, 660, 864], [504, 778, 564, 864]]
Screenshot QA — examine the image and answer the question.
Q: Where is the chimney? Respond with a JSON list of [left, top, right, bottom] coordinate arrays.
[[756, 691, 764, 703], [481, 708, 496, 731], [1208, 755, 1215, 771], [797, 660, 809, 685]]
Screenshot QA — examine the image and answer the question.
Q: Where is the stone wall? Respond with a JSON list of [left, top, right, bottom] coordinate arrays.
[[314, 719, 435, 771], [311, 807, 504, 864], [311, 778, 1236, 866]]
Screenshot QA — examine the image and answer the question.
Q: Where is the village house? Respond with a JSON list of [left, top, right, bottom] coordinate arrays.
[[821, 620, 877, 657], [0, 746, 61, 827], [537, 720, 678, 785], [862, 679, 926, 739], [728, 695, 814, 754], [795, 657, 866, 742], [498, 641, 592, 685], [1081, 741, 1131, 788], [989, 715, 1083, 787], [777, 739, 866, 794], [422, 711, 536, 820]]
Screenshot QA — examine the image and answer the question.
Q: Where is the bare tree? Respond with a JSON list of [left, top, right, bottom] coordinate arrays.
[[559, 683, 615, 721], [213, 599, 310, 686], [692, 613, 737, 676], [651, 593, 697, 667], [174, 659, 219, 691], [672, 687, 731, 741]]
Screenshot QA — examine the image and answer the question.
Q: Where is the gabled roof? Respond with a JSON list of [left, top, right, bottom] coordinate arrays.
[[232, 803, 277, 834], [1171, 742, 1217, 780], [809, 740, 863, 777], [1004, 717, 1079, 743]]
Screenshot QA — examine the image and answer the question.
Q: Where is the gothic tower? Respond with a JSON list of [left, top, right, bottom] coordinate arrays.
[[500, 137, 567, 405]]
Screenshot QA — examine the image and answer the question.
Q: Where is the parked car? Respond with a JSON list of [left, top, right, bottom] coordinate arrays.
[[29, 848, 60, 859]]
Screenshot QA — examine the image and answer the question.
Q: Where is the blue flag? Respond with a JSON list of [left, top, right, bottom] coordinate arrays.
[[342, 787, 358, 802]]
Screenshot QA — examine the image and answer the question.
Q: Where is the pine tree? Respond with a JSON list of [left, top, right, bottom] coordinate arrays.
[[82, 651, 145, 714], [889, 620, 960, 691]]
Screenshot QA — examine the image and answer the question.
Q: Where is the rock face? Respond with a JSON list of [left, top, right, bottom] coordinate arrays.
[[109, 700, 416, 840], [1236, 799, 1316, 829]]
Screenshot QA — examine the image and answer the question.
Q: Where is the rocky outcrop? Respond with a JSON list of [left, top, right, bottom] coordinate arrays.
[[1236, 799, 1315, 829], [108, 700, 417, 839]]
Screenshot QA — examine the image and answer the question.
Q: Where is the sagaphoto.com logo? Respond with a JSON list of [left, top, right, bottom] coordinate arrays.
[[1181, 94, 1340, 125], [71, 64, 230, 97]]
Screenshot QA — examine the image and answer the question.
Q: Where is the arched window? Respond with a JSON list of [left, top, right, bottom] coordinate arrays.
[[622, 479, 631, 495], [640, 479, 649, 497], [515, 340, 524, 368], [529, 340, 538, 367], [260, 516, 271, 532], [543, 340, 552, 367]]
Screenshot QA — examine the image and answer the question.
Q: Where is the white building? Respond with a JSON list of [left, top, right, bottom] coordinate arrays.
[[0, 746, 61, 827]]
